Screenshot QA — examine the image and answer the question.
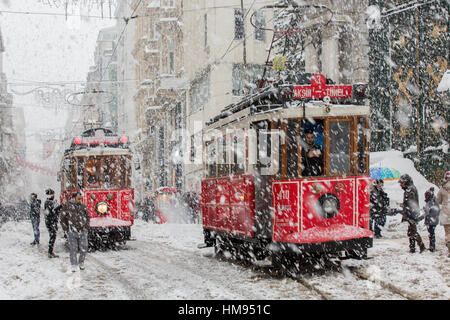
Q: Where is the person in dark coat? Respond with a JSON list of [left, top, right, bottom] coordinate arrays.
[[301, 130, 323, 177], [369, 179, 389, 238], [398, 174, 426, 253], [44, 188, 60, 258], [423, 187, 440, 252], [59, 192, 90, 272], [29, 193, 41, 245], [143, 194, 155, 222]]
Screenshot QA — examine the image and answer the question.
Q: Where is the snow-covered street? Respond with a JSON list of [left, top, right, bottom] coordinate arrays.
[[0, 217, 448, 300]]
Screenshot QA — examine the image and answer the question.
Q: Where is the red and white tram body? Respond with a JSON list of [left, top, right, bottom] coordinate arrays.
[[201, 74, 372, 264], [59, 128, 134, 247]]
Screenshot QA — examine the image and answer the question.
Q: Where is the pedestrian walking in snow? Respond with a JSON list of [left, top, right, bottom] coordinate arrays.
[[398, 174, 426, 253], [59, 192, 90, 272], [423, 187, 440, 252], [44, 189, 61, 258], [369, 179, 389, 238], [436, 171, 450, 257], [29, 193, 41, 246]]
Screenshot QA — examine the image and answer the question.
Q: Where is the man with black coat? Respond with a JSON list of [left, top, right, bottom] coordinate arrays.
[[398, 174, 426, 253], [59, 192, 90, 272], [29, 193, 41, 245], [44, 188, 60, 258], [370, 179, 389, 238], [301, 130, 323, 177]]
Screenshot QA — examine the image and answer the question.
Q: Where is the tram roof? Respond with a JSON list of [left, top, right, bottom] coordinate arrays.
[[64, 127, 131, 155], [206, 84, 369, 130], [206, 89, 370, 129]]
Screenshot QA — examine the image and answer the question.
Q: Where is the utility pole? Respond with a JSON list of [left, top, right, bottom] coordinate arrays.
[[241, 0, 248, 95]]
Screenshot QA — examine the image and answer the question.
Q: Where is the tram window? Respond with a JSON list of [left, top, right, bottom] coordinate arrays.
[[231, 134, 245, 174], [86, 157, 101, 186], [256, 121, 270, 171], [77, 158, 85, 189], [329, 121, 351, 174], [217, 137, 228, 176], [357, 117, 369, 174], [117, 156, 131, 188], [286, 119, 299, 178], [300, 120, 324, 177], [103, 156, 118, 188], [206, 140, 216, 177], [65, 157, 77, 190]]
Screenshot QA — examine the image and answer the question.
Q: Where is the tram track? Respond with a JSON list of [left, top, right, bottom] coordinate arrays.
[[344, 265, 419, 300], [115, 241, 320, 299], [207, 249, 409, 300]]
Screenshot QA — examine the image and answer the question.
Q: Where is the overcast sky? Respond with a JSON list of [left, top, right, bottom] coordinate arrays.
[[1, 0, 116, 82], [0, 0, 117, 194]]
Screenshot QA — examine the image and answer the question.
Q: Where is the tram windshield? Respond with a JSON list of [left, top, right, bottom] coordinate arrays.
[[62, 154, 132, 190], [154, 192, 179, 210]]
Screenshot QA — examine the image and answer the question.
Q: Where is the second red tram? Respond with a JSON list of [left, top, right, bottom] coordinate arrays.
[[58, 128, 134, 248], [152, 187, 180, 224], [200, 74, 373, 266]]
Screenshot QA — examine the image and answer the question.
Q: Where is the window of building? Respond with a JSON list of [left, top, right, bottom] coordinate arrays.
[[162, 0, 175, 8], [254, 10, 266, 41], [168, 38, 175, 74], [339, 30, 353, 83], [234, 8, 244, 40], [190, 72, 210, 113], [232, 64, 265, 96], [204, 14, 208, 48]]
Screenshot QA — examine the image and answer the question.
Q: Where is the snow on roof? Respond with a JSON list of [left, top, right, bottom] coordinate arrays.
[[437, 69, 450, 92]]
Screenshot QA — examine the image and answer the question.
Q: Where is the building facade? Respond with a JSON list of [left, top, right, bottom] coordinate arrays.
[[0, 28, 26, 202]]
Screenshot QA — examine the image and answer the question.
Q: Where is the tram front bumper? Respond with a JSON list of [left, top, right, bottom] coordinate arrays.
[[270, 224, 373, 256]]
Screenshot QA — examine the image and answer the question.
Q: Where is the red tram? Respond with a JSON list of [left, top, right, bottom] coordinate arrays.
[[152, 187, 180, 224], [58, 128, 134, 247], [200, 73, 373, 267]]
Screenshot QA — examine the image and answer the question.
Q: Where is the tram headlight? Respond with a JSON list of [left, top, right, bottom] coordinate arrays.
[[318, 193, 340, 219], [96, 201, 109, 216]]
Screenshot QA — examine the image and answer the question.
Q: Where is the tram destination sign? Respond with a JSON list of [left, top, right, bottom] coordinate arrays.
[[293, 73, 352, 99]]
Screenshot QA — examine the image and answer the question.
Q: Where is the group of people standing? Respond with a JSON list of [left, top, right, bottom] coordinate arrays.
[[28, 190, 90, 272], [369, 171, 450, 256]]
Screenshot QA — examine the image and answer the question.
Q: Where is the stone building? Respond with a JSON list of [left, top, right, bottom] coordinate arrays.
[[132, 0, 186, 193]]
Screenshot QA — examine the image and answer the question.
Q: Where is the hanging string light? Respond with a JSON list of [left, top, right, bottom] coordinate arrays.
[[37, 0, 118, 19]]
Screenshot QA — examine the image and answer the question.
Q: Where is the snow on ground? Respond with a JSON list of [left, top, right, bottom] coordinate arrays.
[[0, 217, 448, 300]]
